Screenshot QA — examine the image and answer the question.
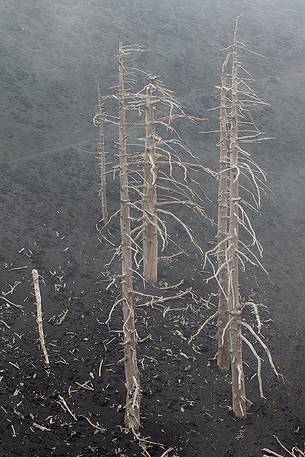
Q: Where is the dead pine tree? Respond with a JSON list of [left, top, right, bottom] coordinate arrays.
[[99, 60, 214, 292], [95, 84, 109, 224], [227, 20, 247, 418], [216, 53, 230, 370], [102, 54, 214, 429], [135, 77, 212, 285], [195, 19, 280, 418], [143, 82, 158, 283], [117, 42, 141, 433]]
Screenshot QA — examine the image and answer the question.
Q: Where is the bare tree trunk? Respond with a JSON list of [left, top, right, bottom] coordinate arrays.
[[32, 269, 50, 366], [228, 22, 247, 418], [143, 84, 158, 283], [97, 85, 108, 224], [118, 43, 141, 432], [217, 54, 230, 370]]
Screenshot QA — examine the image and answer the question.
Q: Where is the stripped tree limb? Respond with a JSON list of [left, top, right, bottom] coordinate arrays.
[[32, 269, 50, 366]]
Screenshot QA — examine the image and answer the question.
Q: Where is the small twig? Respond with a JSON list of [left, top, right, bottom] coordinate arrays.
[[79, 415, 106, 433], [0, 296, 24, 310], [58, 395, 77, 421], [189, 311, 218, 343], [33, 422, 51, 432], [262, 448, 284, 457], [8, 265, 28, 271]]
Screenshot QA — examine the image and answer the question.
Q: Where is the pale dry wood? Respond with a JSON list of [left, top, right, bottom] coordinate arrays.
[[216, 52, 231, 370], [193, 18, 277, 420], [118, 42, 141, 433], [32, 269, 50, 366], [143, 83, 158, 283], [227, 19, 247, 418]]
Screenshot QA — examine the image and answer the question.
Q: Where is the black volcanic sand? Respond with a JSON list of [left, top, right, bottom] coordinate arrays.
[[1, 0, 305, 456]]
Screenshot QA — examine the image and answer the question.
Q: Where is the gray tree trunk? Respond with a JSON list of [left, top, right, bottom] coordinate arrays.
[[118, 43, 141, 432], [143, 84, 158, 283], [217, 54, 230, 370], [227, 25, 247, 418]]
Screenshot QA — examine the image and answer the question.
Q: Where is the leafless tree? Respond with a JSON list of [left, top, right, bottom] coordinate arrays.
[[129, 77, 214, 284], [226, 21, 247, 417], [100, 46, 214, 431], [216, 53, 230, 370], [102, 74, 214, 281], [117, 42, 141, 432], [192, 19, 279, 418]]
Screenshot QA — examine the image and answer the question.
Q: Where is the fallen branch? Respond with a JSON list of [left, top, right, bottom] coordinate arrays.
[[32, 269, 50, 366]]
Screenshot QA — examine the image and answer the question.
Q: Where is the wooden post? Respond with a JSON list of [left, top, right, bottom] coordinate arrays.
[[217, 54, 230, 370], [118, 42, 141, 432], [97, 84, 108, 224], [32, 269, 50, 366], [227, 21, 247, 418], [143, 83, 158, 284]]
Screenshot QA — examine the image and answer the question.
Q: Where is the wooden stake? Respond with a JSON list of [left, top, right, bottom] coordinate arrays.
[[143, 83, 158, 284], [118, 42, 141, 432], [32, 269, 50, 366]]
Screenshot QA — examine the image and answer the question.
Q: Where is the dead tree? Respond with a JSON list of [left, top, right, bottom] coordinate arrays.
[[100, 50, 214, 431], [194, 19, 279, 418], [216, 53, 230, 370], [103, 74, 214, 281], [117, 42, 141, 432], [126, 77, 213, 285], [94, 84, 109, 224], [227, 22, 246, 417], [140, 79, 212, 284], [143, 83, 158, 283]]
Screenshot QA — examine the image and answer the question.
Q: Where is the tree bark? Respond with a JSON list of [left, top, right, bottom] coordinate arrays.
[[118, 43, 141, 432], [228, 23, 247, 418], [217, 54, 230, 370], [143, 84, 158, 283]]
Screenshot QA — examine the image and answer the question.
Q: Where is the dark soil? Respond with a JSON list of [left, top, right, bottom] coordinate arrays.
[[1, 0, 305, 456]]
